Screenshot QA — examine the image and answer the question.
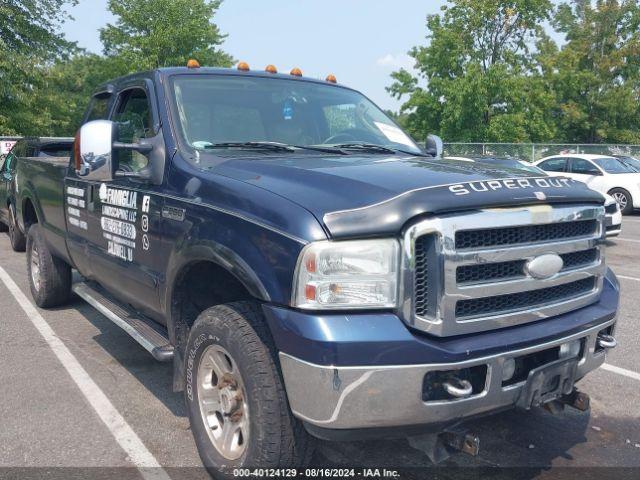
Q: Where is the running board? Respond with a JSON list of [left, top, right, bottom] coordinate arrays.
[[72, 282, 174, 362]]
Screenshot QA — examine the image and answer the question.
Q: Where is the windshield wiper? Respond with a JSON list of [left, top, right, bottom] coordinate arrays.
[[203, 141, 297, 152], [203, 141, 347, 155], [330, 143, 398, 154], [329, 143, 427, 156]]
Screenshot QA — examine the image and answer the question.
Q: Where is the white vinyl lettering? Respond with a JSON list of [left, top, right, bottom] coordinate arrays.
[[101, 217, 137, 240]]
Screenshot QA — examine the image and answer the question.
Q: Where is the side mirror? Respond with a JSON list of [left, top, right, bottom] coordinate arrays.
[[75, 120, 117, 181], [74, 120, 153, 182], [425, 134, 444, 158]]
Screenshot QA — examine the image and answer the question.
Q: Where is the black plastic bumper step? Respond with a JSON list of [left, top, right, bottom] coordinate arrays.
[[72, 282, 174, 362]]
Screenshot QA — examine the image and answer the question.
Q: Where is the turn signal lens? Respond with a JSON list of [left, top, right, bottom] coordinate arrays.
[[73, 130, 81, 172], [265, 64, 278, 74], [187, 59, 201, 69], [326, 74, 337, 83], [290, 67, 303, 77], [237, 61, 250, 71]]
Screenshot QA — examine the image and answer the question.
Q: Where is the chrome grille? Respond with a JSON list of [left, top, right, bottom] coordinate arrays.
[[455, 248, 599, 285], [455, 220, 598, 249], [402, 205, 606, 337], [455, 277, 596, 319]]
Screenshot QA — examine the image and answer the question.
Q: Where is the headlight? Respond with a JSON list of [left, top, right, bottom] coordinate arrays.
[[293, 239, 400, 309]]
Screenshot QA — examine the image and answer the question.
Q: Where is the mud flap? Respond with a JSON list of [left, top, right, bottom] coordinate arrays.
[[517, 357, 578, 410]]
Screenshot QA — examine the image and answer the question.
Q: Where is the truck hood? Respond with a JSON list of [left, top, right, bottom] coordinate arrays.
[[212, 154, 605, 238]]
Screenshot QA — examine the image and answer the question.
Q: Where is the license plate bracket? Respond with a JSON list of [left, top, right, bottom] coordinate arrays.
[[516, 357, 578, 410]]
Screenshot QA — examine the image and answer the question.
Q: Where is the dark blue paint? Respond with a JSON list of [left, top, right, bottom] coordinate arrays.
[[263, 268, 619, 367]]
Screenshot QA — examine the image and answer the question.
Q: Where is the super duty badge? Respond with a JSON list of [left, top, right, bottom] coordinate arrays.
[[449, 177, 575, 196]]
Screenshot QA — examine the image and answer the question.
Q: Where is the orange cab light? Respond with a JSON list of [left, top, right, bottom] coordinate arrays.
[[187, 59, 201, 69], [265, 64, 278, 74], [326, 74, 337, 83], [290, 67, 303, 77], [237, 61, 250, 71]]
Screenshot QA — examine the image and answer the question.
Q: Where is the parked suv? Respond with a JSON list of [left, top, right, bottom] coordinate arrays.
[[535, 154, 640, 214]]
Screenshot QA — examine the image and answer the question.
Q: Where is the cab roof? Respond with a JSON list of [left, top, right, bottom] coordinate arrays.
[[95, 66, 353, 96]]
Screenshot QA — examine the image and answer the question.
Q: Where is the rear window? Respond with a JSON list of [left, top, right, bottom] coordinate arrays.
[[593, 157, 636, 174], [39, 144, 72, 158]]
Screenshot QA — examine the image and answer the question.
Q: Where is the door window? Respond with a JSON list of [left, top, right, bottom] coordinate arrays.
[[538, 158, 567, 172], [112, 88, 153, 173], [570, 158, 601, 175]]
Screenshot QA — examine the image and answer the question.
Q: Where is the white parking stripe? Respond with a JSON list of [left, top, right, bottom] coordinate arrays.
[[0, 267, 171, 480], [613, 238, 640, 244], [602, 363, 640, 382], [617, 275, 640, 282]]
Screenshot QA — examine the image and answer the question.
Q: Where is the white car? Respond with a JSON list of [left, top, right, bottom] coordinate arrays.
[[603, 194, 622, 237], [535, 154, 640, 214]]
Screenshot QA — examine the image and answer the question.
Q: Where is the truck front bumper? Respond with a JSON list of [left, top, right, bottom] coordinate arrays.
[[263, 269, 619, 434], [278, 320, 614, 431]]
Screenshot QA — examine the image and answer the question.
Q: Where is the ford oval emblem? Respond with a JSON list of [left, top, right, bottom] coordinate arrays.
[[525, 253, 564, 279]]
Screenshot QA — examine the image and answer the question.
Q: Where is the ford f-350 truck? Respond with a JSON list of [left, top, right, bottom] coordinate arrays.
[[14, 64, 619, 477]]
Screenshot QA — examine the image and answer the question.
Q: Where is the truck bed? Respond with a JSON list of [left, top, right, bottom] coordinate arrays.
[[17, 156, 70, 260]]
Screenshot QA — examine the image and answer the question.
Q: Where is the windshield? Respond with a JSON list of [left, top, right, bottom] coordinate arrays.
[[616, 156, 640, 172], [170, 75, 421, 156], [593, 157, 637, 174]]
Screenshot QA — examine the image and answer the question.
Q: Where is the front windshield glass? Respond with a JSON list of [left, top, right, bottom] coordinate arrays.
[[616, 156, 640, 172], [593, 157, 637, 174], [170, 75, 421, 155]]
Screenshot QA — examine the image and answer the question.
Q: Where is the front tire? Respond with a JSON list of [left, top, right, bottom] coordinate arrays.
[[8, 206, 26, 251], [609, 188, 634, 215], [184, 302, 314, 478], [26, 224, 71, 307]]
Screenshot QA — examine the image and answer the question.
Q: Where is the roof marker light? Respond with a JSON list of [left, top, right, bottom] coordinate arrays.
[[237, 61, 250, 71], [187, 59, 201, 69], [265, 64, 278, 74], [290, 67, 303, 77], [326, 74, 337, 83]]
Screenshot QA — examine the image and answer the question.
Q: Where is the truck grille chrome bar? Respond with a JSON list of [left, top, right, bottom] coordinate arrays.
[[400, 205, 606, 337]]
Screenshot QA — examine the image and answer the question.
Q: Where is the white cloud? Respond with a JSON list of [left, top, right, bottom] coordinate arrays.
[[375, 53, 414, 70]]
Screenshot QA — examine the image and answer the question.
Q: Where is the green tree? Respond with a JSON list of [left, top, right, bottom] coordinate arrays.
[[545, 0, 640, 143], [0, 0, 77, 134], [100, 0, 233, 69], [389, 0, 556, 142]]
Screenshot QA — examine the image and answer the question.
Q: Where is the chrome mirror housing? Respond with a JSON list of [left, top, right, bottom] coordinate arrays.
[[75, 120, 116, 181]]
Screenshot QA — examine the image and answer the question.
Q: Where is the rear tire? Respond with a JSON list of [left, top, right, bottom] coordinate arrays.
[[184, 302, 314, 479], [26, 224, 71, 308], [8, 206, 26, 252], [609, 188, 634, 215]]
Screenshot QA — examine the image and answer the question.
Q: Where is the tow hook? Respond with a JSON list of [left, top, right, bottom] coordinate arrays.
[[597, 334, 617, 349], [408, 427, 479, 464], [442, 377, 473, 398]]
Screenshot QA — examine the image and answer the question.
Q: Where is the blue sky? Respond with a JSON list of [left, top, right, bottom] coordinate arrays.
[[62, 0, 450, 111]]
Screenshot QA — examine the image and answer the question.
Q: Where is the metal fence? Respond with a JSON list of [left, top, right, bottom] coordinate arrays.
[[444, 143, 640, 163]]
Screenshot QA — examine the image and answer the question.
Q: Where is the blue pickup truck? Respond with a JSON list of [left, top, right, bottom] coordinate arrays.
[[14, 63, 619, 476]]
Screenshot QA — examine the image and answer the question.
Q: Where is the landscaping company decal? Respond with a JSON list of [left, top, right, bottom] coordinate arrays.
[[66, 186, 88, 231], [99, 184, 152, 262]]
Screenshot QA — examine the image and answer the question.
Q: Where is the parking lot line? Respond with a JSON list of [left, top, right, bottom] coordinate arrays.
[[0, 266, 171, 480], [617, 275, 640, 282], [602, 363, 640, 382]]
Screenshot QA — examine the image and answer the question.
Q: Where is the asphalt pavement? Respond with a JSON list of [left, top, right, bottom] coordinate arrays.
[[0, 216, 639, 480]]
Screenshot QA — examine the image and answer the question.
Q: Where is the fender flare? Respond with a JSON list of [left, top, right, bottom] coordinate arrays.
[[163, 241, 271, 339]]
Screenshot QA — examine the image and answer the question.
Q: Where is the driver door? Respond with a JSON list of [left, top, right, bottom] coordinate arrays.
[[83, 84, 166, 318]]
